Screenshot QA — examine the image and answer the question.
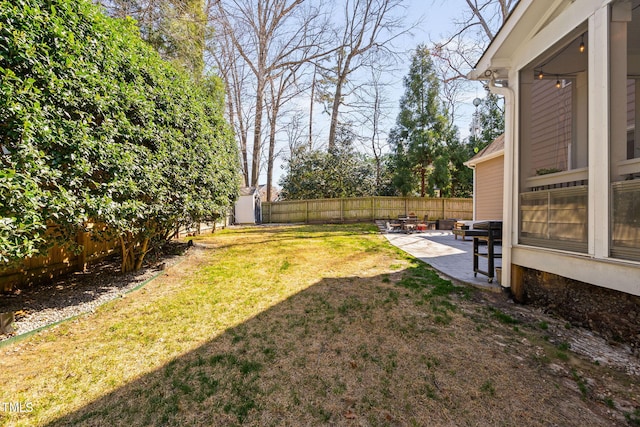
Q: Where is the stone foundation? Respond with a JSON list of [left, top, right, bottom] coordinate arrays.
[[521, 267, 640, 350]]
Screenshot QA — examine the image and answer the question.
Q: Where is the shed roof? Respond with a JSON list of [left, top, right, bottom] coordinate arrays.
[[465, 133, 504, 167], [239, 186, 258, 196]]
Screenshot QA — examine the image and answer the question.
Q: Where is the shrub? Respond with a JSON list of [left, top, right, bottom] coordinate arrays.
[[0, 0, 239, 270]]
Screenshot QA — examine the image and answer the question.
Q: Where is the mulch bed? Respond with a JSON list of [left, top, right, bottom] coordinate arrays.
[[0, 243, 189, 342]]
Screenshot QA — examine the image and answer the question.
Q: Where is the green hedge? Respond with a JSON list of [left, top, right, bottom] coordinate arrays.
[[0, 0, 239, 270]]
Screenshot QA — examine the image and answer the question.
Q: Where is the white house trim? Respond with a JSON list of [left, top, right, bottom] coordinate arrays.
[[512, 245, 640, 295], [464, 149, 504, 167], [589, 5, 611, 259], [500, 80, 516, 289], [469, 0, 640, 296]]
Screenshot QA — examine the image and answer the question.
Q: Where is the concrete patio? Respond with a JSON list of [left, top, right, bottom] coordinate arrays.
[[383, 230, 503, 292]]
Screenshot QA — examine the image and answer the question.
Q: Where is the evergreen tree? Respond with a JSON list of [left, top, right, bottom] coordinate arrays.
[[447, 135, 474, 197], [388, 45, 453, 197], [279, 126, 376, 200], [99, 0, 206, 79], [1, 0, 238, 270], [470, 90, 505, 154]]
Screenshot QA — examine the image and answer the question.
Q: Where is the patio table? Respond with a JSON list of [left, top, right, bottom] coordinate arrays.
[[397, 216, 418, 233]]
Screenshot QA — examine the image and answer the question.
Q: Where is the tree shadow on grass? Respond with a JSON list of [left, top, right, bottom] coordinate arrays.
[[39, 263, 618, 427]]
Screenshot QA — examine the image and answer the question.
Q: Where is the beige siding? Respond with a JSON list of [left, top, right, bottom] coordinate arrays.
[[475, 155, 504, 220]]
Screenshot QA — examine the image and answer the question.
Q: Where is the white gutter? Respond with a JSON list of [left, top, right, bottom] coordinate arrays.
[[486, 75, 515, 289]]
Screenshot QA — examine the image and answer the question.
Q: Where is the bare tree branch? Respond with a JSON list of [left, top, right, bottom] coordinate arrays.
[[429, 0, 513, 124], [320, 0, 416, 150], [211, 0, 332, 186]]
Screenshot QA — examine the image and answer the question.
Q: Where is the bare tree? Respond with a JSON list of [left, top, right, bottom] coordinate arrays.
[[430, 0, 514, 119], [367, 68, 393, 191], [318, 0, 412, 150], [350, 66, 394, 190], [285, 111, 308, 155], [211, 0, 332, 187], [431, 0, 513, 80], [208, 15, 254, 186], [265, 63, 307, 202], [308, 64, 317, 150]]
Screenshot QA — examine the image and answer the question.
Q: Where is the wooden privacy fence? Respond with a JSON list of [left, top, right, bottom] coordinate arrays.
[[0, 224, 118, 292], [262, 196, 472, 224], [0, 216, 233, 291]]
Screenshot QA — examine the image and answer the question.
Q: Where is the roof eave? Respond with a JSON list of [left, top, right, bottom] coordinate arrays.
[[468, 0, 534, 81], [464, 149, 505, 167]]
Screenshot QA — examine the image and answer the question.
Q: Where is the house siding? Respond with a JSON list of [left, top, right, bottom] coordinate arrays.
[[475, 155, 504, 220]]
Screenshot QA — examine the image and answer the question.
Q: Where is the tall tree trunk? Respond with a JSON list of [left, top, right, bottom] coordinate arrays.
[[328, 74, 346, 150], [370, 73, 382, 191], [266, 76, 284, 204], [251, 79, 265, 187], [266, 106, 279, 203], [240, 129, 250, 187], [309, 65, 316, 149], [234, 80, 250, 186], [224, 79, 249, 187], [371, 129, 381, 192]]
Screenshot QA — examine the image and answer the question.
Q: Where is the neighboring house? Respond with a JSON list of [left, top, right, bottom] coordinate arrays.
[[234, 187, 261, 224], [464, 134, 505, 221], [469, 0, 640, 299], [258, 184, 280, 203]]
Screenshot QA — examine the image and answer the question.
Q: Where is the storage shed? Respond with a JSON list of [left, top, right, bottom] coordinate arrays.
[[234, 187, 261, 224]]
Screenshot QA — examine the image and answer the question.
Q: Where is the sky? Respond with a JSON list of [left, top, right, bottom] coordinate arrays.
[[379, 0, 486, 136], [268, 0, 487, 189]]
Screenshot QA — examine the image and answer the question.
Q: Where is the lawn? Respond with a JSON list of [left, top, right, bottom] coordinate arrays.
[[0, 224, 637, 426]]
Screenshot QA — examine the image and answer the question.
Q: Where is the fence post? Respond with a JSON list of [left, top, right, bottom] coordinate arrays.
[[371, 197, 375, 221], [77, 228, 89, 272], [305, 200, 309, 224]]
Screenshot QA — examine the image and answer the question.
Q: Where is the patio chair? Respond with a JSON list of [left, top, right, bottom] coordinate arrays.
[[387, 221, 402, 232]]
